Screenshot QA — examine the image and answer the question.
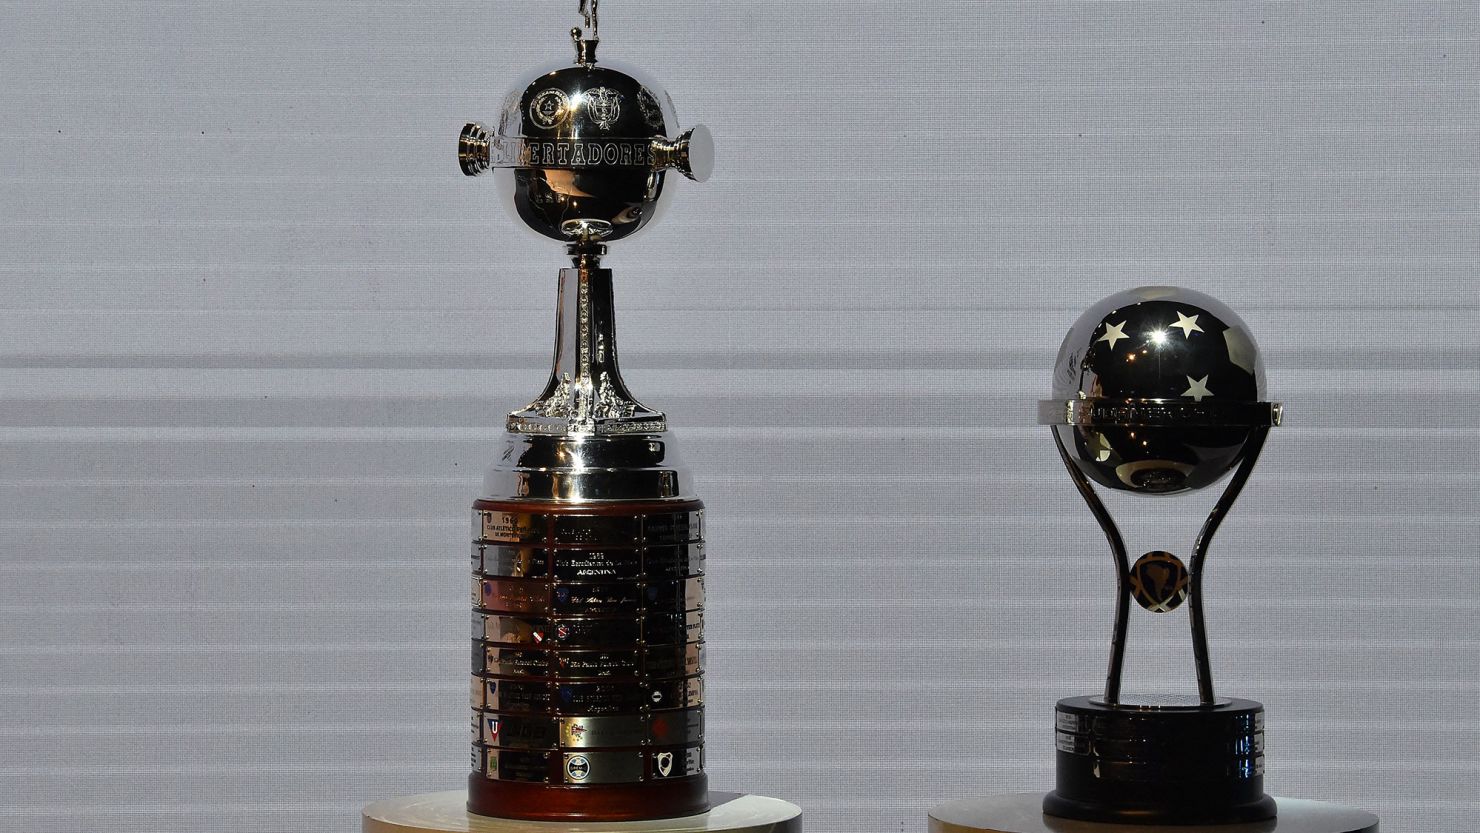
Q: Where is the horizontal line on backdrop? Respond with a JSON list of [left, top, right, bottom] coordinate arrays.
[[49, 124, 1470, 137], [3, 119, 1475, 140], [3, 257, 1476, 270], [0, 75, 1475, 96], [1, 514, 1475, 530], [0, 679, 1465, 697], [0, 603, 463, 613], [0, 709, 1468, 732], [0, 799, 1470, 820], [0, 427, 1463, 442], [0, 427, 1049, 439], [2, 718, 1474, 736], [5, 211, 1480, 226], [5, 353, 1480, 371], [707, 680, 1479, 694], [0, 638, 1460, 656], [0, 802, 364, 818], [0, 763, 459, 778], [5, 555, 1451, 571], [2, 31, 1476, 49], [0, 683, 467, 695], [6, 472, 1479, 486], [9, 169, 1480, 186], [0, 644, 446, 655], [0, 30, 1473, 46], [1, 599, 1473, 613], [0, 724, 1474, 742], [0, 723, 444, 737], [0, 561, 454, 570], [1, 216, 1477, 234]]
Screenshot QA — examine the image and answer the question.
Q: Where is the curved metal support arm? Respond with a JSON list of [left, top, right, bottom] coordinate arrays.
[[1052, 429, 1132, 705], [1187, 425, 1271, 705]]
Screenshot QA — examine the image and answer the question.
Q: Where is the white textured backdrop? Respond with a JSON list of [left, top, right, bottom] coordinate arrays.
[[1, 2, 1477, 832]]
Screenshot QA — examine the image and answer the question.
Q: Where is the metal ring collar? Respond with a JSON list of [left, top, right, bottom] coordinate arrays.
[[1038, 399, 1284, 428], [484, 432, 699, 504]]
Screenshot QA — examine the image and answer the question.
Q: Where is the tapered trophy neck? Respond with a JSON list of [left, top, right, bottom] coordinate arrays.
[[508, 254, 666, 437]]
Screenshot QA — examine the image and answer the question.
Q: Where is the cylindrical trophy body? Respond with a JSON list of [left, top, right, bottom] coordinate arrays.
[[468, 434, 707, 821]]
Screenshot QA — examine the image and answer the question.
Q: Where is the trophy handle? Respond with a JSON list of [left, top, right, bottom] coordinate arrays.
[[1051, 428, 1133, 705], [1187, 425, 1271, 704], [1053, 425, 1272, 707]]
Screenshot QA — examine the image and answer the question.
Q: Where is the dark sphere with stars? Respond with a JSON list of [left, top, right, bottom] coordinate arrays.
[[1047, 286, 1272, 495]]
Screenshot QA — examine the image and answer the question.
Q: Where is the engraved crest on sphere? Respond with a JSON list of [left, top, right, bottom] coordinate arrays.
[[637, 88, 664, 132], [584, 87, 622, 129], [1129, 551, 1190, 613], [529, 88, 570, 129]]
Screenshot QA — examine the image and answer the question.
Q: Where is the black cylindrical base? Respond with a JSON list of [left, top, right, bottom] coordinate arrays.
[[1044, 696, 1276, 825]]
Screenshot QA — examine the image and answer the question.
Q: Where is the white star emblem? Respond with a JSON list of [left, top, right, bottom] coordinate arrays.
[[1170, 311, 1204, 338], [1183, 375, 1213, 402], [1092, 432, 1112, 462], [1097, 321, 1129, 350]]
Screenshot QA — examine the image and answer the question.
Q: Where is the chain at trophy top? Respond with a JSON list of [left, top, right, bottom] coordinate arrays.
[[572, 0, 599, 65]]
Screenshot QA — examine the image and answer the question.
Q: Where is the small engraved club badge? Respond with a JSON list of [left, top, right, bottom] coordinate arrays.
[[637, 87, 664, 131], [584, 87, 622, 129], [529, 88, 570, 129], [656, 752, 674, 777]]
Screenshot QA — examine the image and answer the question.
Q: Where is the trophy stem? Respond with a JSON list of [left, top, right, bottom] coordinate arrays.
[[507, 252, 666, 436], [1051, 429, 1132, 705], [1187, 425, 1271, 705]]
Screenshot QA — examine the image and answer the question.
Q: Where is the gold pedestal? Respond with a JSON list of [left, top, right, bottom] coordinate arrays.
[[364, 791, 801, 833]]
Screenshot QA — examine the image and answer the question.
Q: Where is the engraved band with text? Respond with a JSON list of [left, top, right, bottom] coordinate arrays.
[[471, 508, 705, 786], [479, 135, 660, 170]]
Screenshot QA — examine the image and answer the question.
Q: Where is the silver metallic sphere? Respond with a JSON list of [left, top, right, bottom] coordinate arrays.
[[459, 57, 711, 244], [1039, 286, 1281, 495]]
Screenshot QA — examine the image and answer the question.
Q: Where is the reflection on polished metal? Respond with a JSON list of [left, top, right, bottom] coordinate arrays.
[[1032, 287, 1285, 825], [505, 263, 666, 437], [457, 0, 712, 245], [1037, 286, 1282, 707], [457, 2, 723, 824]]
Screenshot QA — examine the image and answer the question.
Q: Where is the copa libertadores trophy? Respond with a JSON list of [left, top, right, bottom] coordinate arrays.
[[361, 4, 799, 832], [459, 2, 714, 823], [929, 287, 1377, 833]]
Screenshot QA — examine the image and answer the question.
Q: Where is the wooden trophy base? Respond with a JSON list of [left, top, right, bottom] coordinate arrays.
[[364, 791, 802, 833], [929, 794, 1376, 833]]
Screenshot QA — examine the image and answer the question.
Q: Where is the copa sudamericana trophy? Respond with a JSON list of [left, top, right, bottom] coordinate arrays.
[[930, 287, 1376, 833], [362, 4, 799, 832]]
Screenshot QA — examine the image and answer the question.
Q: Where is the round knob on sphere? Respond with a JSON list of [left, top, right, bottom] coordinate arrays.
[[459, 122, 493, 177], [654, 125, 714, 183]]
